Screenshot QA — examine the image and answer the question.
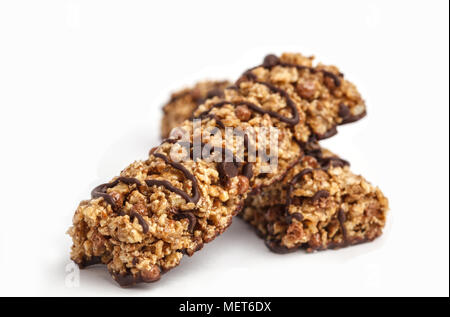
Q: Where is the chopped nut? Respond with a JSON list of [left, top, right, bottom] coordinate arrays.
[[308, 233, 322, 250], [141, 265, 161, 283], [237, 175, 249, 195], [296, 80, 316, 100], [323, 76, 336, 90], [109, 191, 123, 207], [219, 190, 229, 202], [235, 105, 252, 121], [90, 231, 107, 255], [132, 202, 147, 215]]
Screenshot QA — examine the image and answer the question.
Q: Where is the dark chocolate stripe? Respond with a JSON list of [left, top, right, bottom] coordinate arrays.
[[234, 54, 344, 141], [160, 137, 179, 144], [129, 211, 149, 234], [91, 178, 149, 234], [195, 87, 226, 106], [284, 170, 330, 221], [193, 54, 343, 142], [320, 156, 350, 169], [173, 140, 255, 184], [197, 113, 226, 129], [284, 168, 314, 215], [248, 81, 299, 125], [196, 98, 299, 126], [91, 177, 142, 211], [321, 70, 342, 87], [145, 179, 195, 203], [310, 190, 330, 202], [285, 211, 304, 224], [260, 54, 342, 87], [151, 153, 200, 204], [290, 168, 314, 185], [173, 211, 197, 233]]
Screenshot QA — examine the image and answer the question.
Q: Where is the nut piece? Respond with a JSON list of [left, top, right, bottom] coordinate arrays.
[[307, 233, 322, 250], [141, 265, 161, 283], [296, 81, 316, 100], [237, 175, 250, 195], [90, 231, 107, 255], [110, 191, 123, 207], [132, 202, 147, 215], [324, 76, 336, 90], [149, 146, 158, 156], [235, 105, 252, 121]]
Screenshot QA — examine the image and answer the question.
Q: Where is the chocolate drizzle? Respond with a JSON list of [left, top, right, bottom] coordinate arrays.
[[284, 169, 330, 222], [90, 177, 151, 234], [250, 81, 299, 125], [168, 140, 253, 185], [310, 190, 330, 203], [191, 54, 349, 155], [260, 54, 342, 87], [199, 113, 226, 129], [231, 54, 348, 143], [296, 143, 350, 170], [89, 153, 202, 233], [173, 210, 197, 233], [129, 211, 149, 234], [149, 153, 200, 204], [197, 97, 299, 127], [319, 156, 350, 169], [91, 177, 142, 211], [285, 168, 313, 213], [195, 68, 301, 126]]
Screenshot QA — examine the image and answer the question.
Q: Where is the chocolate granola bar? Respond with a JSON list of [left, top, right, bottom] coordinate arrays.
[[162, 53, 366, 143], [243, 146, 389, 253]]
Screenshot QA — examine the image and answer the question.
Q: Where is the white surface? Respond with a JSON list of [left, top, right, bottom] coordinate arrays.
[[0, 0, 448, 297]]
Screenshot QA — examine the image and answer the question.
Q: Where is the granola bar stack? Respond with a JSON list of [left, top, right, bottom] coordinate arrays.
[[68, 53, 388, 286]]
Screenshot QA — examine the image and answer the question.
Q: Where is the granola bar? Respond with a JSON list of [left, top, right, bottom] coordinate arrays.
[[162, 53, 367, 143], [242, 145, 389, 253]]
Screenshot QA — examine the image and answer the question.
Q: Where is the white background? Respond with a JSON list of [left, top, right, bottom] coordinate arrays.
[[0, 0, 448, 297]]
